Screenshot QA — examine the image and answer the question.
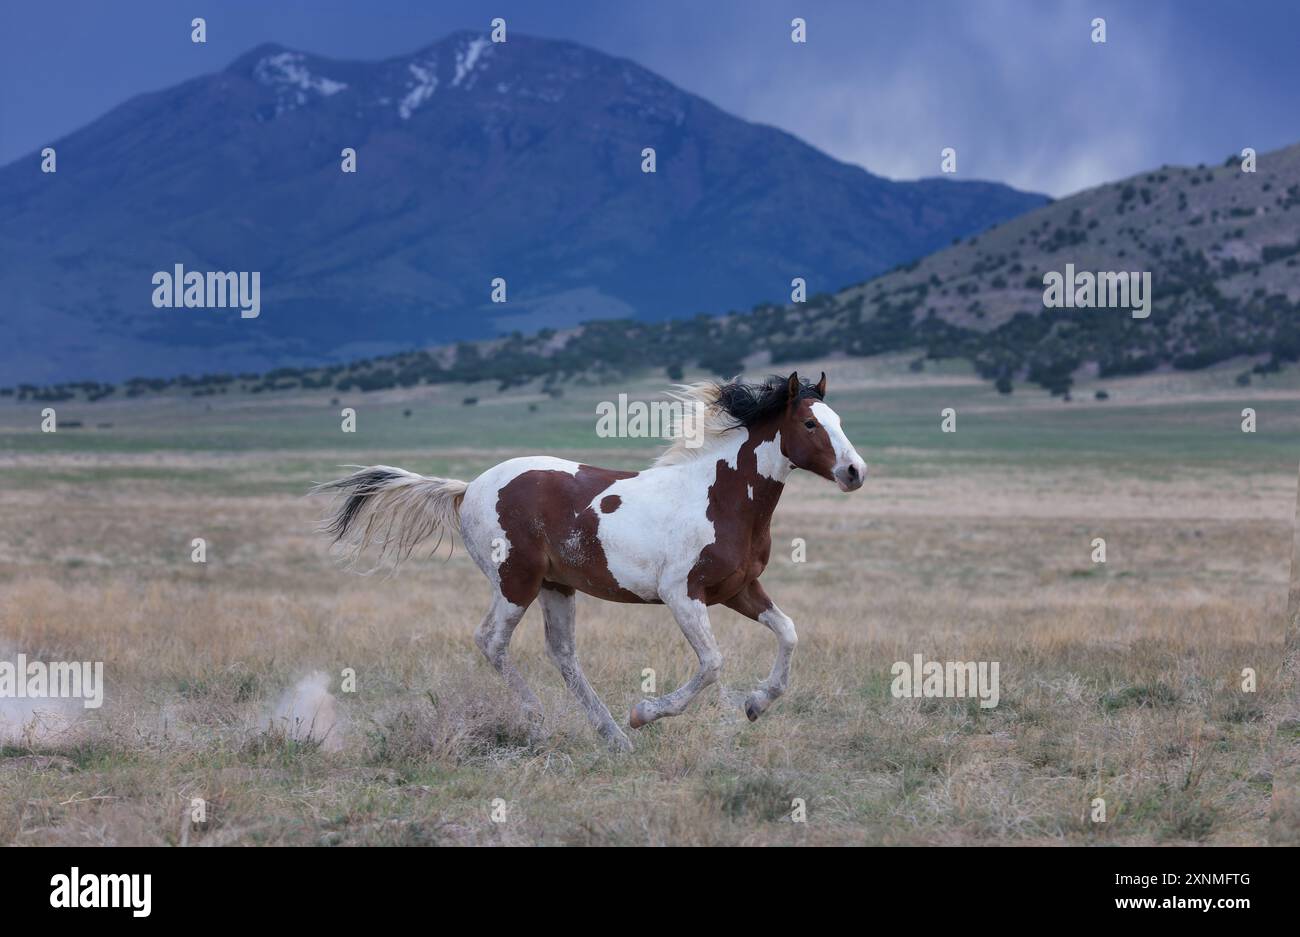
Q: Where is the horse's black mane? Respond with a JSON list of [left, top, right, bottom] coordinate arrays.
[[714, 374, 824, 428]]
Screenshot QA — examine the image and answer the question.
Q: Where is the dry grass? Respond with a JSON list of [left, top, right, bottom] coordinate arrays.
[[0, 439, 1291, 845]]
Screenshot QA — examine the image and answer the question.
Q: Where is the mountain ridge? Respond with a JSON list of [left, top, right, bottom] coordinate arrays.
[[13, 139, 1296, 403], [0, 30, 1046, 383]]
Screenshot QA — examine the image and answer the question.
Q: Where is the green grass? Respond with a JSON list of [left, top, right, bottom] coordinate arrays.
[[4, 358, 1296, 476]]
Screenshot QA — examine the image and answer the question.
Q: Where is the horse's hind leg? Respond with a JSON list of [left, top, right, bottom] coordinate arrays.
[[538, 585, 631, 752], [629, 589, 722, 728], [474, 589, 542, 722]]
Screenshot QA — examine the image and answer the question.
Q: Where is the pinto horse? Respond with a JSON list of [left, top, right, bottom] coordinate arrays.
[[313, 371, 866, 750]]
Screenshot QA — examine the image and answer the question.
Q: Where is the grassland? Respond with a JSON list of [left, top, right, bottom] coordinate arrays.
[[0, 354, 1296, 845]]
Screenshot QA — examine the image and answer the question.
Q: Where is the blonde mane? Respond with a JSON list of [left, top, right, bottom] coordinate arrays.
[[651, 382, 743, 468]]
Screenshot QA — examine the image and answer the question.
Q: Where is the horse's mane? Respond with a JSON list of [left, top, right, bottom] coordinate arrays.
[[652, 375, 825, 468]]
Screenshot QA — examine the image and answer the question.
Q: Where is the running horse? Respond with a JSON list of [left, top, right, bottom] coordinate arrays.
[[313, 372, 866, 750]]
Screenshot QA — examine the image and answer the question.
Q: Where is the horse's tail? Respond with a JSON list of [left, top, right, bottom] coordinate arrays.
[[310, 465, 468, 570]]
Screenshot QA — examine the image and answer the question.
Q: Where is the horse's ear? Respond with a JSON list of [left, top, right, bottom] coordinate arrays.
[[786, 371, 800, 406], [815, 371, 827, 399]]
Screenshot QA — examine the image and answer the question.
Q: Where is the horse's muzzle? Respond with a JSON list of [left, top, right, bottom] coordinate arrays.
[[834, 462, 865, 492]]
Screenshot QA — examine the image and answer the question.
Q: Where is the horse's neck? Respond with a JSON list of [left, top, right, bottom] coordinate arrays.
[[673, 421, 788, 527], [738, 421, 789, 527]]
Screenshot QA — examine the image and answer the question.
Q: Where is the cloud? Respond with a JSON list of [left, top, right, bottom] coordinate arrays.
[[687, 1, 1185, 197], [592, 0, 1201, 196], [3, 0, 1292, 193]]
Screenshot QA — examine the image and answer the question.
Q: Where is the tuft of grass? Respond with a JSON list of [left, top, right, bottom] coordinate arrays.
[[699, 767, 796, 822], [241, 724, 328, 765], [1099, 682, 1179, 712], [362, 683, 539, 769]]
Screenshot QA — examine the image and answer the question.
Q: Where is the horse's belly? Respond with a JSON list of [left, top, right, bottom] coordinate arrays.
[[542, 534, 658, 604], [544, 568, 660, 604]]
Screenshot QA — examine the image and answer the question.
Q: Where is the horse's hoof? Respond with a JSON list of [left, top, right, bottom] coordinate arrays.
[[745, 691, 773, 721], [629, 701, 651, 729]]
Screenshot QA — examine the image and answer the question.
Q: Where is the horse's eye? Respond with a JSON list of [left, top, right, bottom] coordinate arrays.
[[804, 419, 816, 429]]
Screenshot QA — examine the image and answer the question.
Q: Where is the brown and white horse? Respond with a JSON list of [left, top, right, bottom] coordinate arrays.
[[313, 371, 866, 750]]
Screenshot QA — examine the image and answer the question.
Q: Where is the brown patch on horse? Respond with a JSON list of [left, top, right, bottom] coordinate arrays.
[[599, 495, 621, 513], [684, 378, 837, 606], [495, 465, 648, 605], [686, 421, 785, 606]]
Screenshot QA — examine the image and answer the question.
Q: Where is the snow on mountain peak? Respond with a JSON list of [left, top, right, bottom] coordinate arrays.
[[453, 36, 492, 87], [255, 52, 347, 94], [254, 52, 347, 113], [399, 58, 439, 119], [395, 35, 494, 119]]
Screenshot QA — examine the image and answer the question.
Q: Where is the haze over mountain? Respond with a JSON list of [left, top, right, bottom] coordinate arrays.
[[0, 30, 1046, 384]]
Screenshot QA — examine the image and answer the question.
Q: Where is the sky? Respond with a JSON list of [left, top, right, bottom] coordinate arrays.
[[2, 0, 1297, 197]]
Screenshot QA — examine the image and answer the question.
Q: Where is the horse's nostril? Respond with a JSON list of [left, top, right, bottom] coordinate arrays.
[[847, 465, 859, 480]]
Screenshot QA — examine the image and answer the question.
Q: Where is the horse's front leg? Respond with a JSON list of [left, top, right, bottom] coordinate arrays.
[[723, 580, 797, 721], [629, 588, 722, 728]]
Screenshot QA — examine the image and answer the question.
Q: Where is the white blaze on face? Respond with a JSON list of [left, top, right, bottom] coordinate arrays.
[[810, 401, 866, 490]]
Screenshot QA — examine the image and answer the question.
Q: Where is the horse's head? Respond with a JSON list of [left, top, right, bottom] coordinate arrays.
[[779, 371, 867, 491]]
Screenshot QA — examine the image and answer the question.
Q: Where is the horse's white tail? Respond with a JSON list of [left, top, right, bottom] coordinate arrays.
[[311, 465, 468, 569]]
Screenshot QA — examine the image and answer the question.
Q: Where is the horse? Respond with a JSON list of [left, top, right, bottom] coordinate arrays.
[[312, 371, 866, 751]]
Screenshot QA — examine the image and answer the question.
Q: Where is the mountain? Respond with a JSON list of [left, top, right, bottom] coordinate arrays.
[[12, 143, 1300, 404], [0, 30, 1046, 384]]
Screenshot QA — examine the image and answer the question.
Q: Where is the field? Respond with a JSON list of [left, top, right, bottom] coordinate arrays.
[[1, 354, 1297, 845]]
